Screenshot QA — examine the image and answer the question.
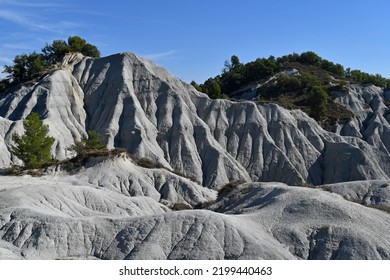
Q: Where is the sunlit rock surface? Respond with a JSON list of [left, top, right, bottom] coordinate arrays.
[[0, 52, 389, 259]]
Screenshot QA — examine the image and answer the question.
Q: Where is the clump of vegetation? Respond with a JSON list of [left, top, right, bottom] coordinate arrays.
[[171, 203, 193, 211], [309, 85, 329, 120], [136, 158, 165, 169], [84, 130, 105, 149], [1, 36, 100, 86], [4, 165, 23, 176], [42, 36, 100, 64], [61, 130, 108, 172], [12, 112, 55, 169], [192, 51, 374, 131], [7, 120, 110, 176], [369, 204, 390, 214], [322, 185, 334, 193], [194, 50, 390, 100], [132, 156, 199, 182], [350, 198, 390, 214], [72, 130, 106, 157], [193, 200, 217, 209], [217, 179, 247, 200], [61, 147, 126, 174]]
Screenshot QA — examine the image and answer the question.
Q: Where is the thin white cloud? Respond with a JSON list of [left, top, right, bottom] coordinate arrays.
[[0, 10, 83, 33], [2, 43, 33, 50], [0, 0, 61, 8], [0, 10, 50, 31], [142, 50, 178, 61], [0, 10, 26, 25]]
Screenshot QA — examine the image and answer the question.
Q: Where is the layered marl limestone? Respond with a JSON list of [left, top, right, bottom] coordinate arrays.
[[1, 52, 390, 260], [1, 176, 390, 260], [74, 153, 216, 206], [1, 52, 389, 186]]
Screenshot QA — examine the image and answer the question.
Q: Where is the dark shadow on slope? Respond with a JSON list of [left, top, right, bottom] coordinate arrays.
[[307, 141, 386, 185], [4, 90, 35, 121]]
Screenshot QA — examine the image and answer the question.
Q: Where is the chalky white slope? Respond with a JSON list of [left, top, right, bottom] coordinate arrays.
[[0, 52, 390, 259], [1, 52, 389, 186], [1, 176, 390, 259]]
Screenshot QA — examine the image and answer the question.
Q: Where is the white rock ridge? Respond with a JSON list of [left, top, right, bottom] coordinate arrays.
[[1, 176, 390, 259], [1, 52, 390, 260], [1, 52, 389, 187]]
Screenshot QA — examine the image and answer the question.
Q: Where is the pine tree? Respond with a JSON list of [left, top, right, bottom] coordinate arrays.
[[12, 112, 55, 169], [84, 130, 105, 150]]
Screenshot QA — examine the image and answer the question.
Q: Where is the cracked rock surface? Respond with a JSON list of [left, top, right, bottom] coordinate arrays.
[[1, 52, 390, 259]]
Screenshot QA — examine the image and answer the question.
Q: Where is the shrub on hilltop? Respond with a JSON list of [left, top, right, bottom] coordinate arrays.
[[2, 36, 100, 85], [194, 51, 390, 101], [42, 36, 100, 64]]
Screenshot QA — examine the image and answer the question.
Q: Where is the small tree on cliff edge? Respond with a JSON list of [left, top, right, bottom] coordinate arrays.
[[12, 112, 55, 169]]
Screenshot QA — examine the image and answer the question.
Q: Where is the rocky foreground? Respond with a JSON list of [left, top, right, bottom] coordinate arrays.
[[0, 52, 389, 259]]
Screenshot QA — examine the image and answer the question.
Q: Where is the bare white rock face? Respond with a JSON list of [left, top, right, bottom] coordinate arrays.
[[1, 52, 389, 186], [320, 180, 390, 207], [73, 153, 216, 206], [1, 177, 390, 259], [209, 183, 390, 259], [0, 52, 390, 259]]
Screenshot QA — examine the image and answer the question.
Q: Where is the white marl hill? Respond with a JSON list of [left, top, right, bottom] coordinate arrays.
[[0, 52, 389, 186], [0, 52, 390, 259], [1, 177, 390, 259]]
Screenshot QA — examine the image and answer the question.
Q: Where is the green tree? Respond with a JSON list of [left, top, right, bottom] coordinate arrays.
[[41, 39, 69, 63], [4, 52, 45, 83], [67, 36, 100, 58], [27, 52, 45, 79], [223, 55, 241, 72], [68, 36, 87, 52], [230, 55, 241, 69], [244, 58, 278, 82], [202, 78, 222, 99], [12, 112, 55, 169], [345, 67, 352, 79], [84, 130, 105, 149], [190, 80, 202, 91], [71, 130, 105, 158], [277, 74, 302, 91], [81, 43, 100, 58], [321, 59, 344, 76], [333, 63, 345, 77], [350, 70, 362, 82], [299, 51, 322, 66], [42, 36, 100, 63], [309, 85, 329, 119], [4, 54, 29, 83]]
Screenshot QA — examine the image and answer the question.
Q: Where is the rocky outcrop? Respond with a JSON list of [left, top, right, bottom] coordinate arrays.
[[1, 52, 390, 260], [72, 153, 216, 206], [1, 176, 390, 260], [209, 182, 390, 259], [333, 84, 390, 154], [1, 52, 389, 187], [0, 68, 87, 161], [320, 180, 390, 208]]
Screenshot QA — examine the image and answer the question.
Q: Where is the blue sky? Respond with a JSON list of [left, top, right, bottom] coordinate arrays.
[[1, 0, 390, 83]]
